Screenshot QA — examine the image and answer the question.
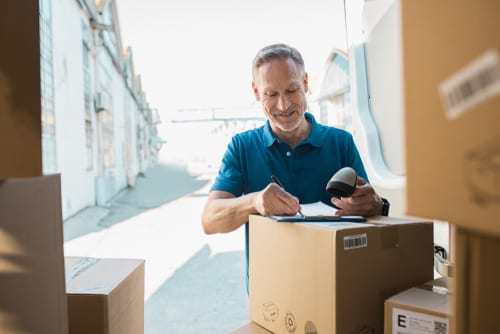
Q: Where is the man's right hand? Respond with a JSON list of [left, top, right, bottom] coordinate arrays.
[[201, 184, 301, 235], [253, 183, 301, 217]]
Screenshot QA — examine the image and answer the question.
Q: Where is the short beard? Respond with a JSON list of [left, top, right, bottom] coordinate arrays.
[[271, 111, 304, 133], [275, 121, 301, 133]]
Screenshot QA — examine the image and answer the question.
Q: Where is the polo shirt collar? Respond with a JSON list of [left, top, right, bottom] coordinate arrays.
[[263, 112, 324, 148]]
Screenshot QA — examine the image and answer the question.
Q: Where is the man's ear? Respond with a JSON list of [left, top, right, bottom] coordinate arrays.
[[303, 73, 309, 93], [252, 81, 261, 102]]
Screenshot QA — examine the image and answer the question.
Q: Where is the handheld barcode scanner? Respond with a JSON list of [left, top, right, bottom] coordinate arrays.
[[326, 167, 358, 198]]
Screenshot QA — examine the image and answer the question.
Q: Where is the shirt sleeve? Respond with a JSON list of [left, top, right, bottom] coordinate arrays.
[[211, 136, 245, 196]]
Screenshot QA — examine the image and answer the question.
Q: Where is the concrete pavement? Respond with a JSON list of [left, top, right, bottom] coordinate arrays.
[[63, 159, 249, 333]]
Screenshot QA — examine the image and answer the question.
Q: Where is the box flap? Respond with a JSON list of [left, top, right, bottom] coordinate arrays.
[[387, 277, 451, 316], [65, 257, 145, 295]]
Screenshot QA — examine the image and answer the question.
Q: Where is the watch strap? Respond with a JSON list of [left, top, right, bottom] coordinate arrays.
[[381, 197, 390, 216]]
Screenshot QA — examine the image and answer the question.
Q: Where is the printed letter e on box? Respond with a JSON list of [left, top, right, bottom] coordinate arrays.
[[398, 314, 407, 328]]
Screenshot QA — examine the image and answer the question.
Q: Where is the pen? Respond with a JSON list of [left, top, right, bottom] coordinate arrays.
[[271, 175, 304, 217]]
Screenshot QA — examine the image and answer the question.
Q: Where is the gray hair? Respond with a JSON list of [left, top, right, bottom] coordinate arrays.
[[252, 43, 306, 81]]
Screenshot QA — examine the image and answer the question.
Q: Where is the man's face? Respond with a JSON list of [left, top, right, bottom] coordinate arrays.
[[252, 57, 309, 133]]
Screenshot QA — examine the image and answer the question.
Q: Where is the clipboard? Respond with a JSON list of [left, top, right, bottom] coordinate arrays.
[[268, 201, 367, 223], [270, 215, 366, 223]]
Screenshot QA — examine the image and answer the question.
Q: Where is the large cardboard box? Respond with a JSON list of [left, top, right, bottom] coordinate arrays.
[[249, 215, 434, 334], [229, 322, 272, 334], [384, 276, 451, 334], [65, 257, 145, 334], [402, 0, 500, 236], [0, 175, 68, 333], [453, 228, 500, 334], [0, 2, 43, 178]]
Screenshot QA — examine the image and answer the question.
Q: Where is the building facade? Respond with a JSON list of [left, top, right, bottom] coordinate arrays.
[[39, 0, 161, 219], [314, 49, 352, 131]]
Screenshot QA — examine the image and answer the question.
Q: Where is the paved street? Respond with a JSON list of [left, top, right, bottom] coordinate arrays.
[[63, 153, 249, 333]]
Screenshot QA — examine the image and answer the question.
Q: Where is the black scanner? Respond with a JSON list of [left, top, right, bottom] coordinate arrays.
[[325, 167, 358, 198]]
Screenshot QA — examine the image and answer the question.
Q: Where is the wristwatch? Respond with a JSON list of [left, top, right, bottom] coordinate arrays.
[[381, 198, 390, 216]]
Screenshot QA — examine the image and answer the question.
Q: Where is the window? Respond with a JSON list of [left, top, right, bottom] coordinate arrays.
[[98, 48, 115, 173], [82, 20, 93, 170], [39, 0, 57, 173]]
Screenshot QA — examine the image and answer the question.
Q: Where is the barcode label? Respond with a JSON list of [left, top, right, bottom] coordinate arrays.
[[434, 320, 447, 334], [343, 233, 367, 250], [393, 307, 449, 334], [439, 50, 500, 120]]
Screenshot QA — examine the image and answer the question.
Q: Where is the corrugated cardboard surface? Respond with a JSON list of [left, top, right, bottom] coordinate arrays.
[[228, 322, 272, 334], [402, 0, 500, 236], [454, 228, 500, 334], [0, 175, 68, 333], [0, 2, 43, 178], [249, 215, 434, 334], [65, 257, 145, 334], [384, 276, 451, 334]]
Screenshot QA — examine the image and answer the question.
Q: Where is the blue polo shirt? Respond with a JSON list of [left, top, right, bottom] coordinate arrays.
[[210, 112, 368, 291]]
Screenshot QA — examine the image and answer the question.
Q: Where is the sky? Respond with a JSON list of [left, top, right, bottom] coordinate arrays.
[[116, 0, 347, 120]]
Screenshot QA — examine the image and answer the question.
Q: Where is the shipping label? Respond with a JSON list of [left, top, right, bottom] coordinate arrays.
[[343, 233, 367, 250], [439, 50, 500, 120], [392, 307, 448, 334]]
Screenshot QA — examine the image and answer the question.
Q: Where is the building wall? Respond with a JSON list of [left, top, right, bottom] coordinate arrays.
[[111, 73, 128, 195], [44, 0, 160, 219], [316, 51, 351, 129], [52, 0, 96, 217]]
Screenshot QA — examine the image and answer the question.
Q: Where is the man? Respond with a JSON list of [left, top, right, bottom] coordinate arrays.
[[201, 43, 388, 287]]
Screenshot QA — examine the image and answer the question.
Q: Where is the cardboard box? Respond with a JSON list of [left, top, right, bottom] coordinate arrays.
[[384, 276, 451, 334], [249, 215, 434, 334], [453, 228, 500, 334], [0, 2, 43, 178], [402, 0, 500, 236], [0, 175, 68, 333], [65, 257, 145, 334], [228, 322, 272, 334]]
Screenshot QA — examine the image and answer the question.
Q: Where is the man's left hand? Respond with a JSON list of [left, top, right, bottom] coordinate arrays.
[[331, 177, 383, 216]]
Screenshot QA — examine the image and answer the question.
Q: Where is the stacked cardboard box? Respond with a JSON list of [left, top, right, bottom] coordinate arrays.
[[401, 0, 500, 333], [229, 322, 272, 334], [0, 176, 68, 333], [453, 230, 500, 334], [2, 3, 146, 333], [385, 276, 451, 334], [249, 215, 434, 334], [0, 2, 43, 178], [0, 2, 70, 333], [65, 257, 145, 334], [402, 0, 500, 238]]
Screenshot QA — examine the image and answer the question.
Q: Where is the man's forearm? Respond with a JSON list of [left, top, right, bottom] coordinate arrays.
[[202, 193, 258, 234]]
